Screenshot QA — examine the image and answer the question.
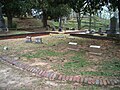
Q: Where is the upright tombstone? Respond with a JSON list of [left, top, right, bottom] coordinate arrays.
[[0, 3, 7, 32], [52, 26, 56, 31], [108, 16, 117, 37], [25, 36, 32, 43], [35, 37, 42, 44], [58, 27, 62, 32]]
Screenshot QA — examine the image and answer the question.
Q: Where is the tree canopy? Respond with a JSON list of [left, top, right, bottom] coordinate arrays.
[[1, 0, 120, 30]]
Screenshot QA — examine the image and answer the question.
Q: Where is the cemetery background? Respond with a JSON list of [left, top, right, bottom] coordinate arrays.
[[0, 1, 120, 90]]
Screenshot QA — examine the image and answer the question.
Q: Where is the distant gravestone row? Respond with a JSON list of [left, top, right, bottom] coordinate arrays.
[[25, 36, 42, 44]]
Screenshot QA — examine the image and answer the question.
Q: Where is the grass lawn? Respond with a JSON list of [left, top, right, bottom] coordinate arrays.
[[49, 16, 109, 31], [0, 34, 120, 77], [0, 30, 33, 36], [0, 16, 110, 37]]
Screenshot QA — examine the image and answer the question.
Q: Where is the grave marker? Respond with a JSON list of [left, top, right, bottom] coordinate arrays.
[[25, 36, 32, 43], [108, 16, 117, 37], [69, 42, 77, 45], [89, 45, 102, 55], [35, 37, 42, 44], [68, 42, 79, 51], [90, 45, 101, 49], [52, 26, 56, 31], [110, 16, 117, 34]]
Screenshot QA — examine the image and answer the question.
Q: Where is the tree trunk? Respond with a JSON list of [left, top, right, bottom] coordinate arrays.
[[89, 11, 92, 31], [42, 10, 47, 27], [118, 5, 120, 33], [7, 15, 13, 28], [93, 16, 96, 30], [118, 7, 120, 38], [77, 12, 81, 30]]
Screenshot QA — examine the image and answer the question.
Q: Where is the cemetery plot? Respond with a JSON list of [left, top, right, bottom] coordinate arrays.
[[68, 42, 79, 51], [88, 45, 102, 56], [0, 34, 120, 77]]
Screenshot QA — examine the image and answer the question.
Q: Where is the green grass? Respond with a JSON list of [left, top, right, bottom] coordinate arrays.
[[59, 69, 120, 76], [102, 58, 120, 71], [22, 49, 62, 58], [79, 71, 120, 76], [56, 51, 90, 75], [56, 50, 120, 76], [64, 54, 88, 69], [0, 30, 32, 36]]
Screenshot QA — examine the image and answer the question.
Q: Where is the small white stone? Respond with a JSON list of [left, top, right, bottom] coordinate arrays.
[[4, 46, 8, 50]]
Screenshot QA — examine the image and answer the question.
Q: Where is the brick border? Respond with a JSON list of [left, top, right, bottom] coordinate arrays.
[[0, 57, 120, 86]]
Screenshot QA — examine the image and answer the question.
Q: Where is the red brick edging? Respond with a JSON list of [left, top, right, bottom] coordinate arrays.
[[0, 56, 119, 86]]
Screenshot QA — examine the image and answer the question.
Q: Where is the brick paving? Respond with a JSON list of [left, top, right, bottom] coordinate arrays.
[[0, 56, 120, 86]]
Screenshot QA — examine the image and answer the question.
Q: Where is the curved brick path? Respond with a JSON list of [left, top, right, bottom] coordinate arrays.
[[0, 56, 120, 86]]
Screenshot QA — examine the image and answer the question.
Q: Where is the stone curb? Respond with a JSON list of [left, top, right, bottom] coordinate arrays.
[[0, 57, 120, 86]]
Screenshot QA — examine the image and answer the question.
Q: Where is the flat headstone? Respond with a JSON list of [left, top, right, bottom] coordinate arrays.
[[69, 42, 77, 45], [90, 45, 101, 49], [68, 42, 79, 51]]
